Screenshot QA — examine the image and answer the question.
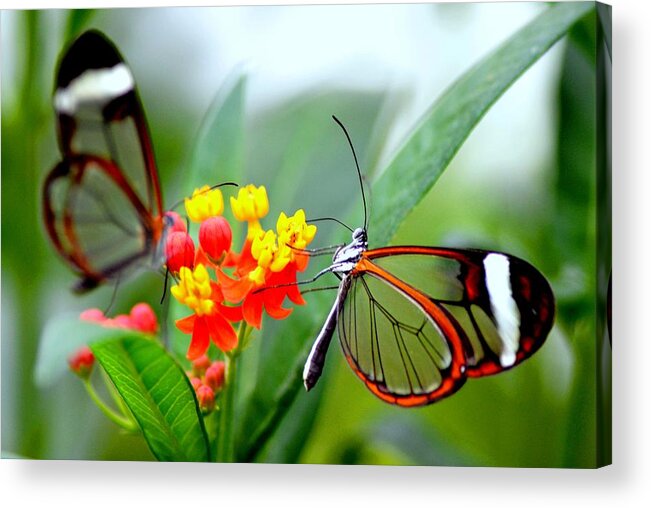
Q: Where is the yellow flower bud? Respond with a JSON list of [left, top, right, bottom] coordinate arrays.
[[277, 209, 317, 255], [184, 186, 224, 223], [171, 264, 215, 316], [230, 185, 269, 222]]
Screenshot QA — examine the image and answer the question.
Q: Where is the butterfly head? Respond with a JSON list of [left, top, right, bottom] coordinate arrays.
[[331, 227, 368, 270], [352, 227, 367, 245]]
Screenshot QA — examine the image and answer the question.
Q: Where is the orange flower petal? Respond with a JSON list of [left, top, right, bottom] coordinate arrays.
[[265, 301, 293, 320], [218, 270, 255, 303], [187, 316, 210, 360], [286, 280, 305, 306], [205, 313, 238, 352], [243, 292, 264, 329], [210, 280, 225, 303], [265, 267, 305, 306], [218, 303, 243, 323], [294, 253, 310, 272], [223, 239, 257, 276], [175, 314, 197, 334]]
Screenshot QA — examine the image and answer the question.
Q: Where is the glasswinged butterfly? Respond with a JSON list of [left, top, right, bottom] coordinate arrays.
[[302, 116, 556, 407], [43, 30, 174, 293]]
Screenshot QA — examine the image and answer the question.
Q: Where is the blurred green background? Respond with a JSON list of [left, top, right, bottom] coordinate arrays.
[[1, 3, 609, 467]]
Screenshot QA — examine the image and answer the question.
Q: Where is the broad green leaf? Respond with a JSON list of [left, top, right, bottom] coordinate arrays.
[[370, 1, 594, 247], [184, 72, 247, 196], [91, 336, 210, 462], [235, 2, 592, 463], [34, 314, 140, 387]]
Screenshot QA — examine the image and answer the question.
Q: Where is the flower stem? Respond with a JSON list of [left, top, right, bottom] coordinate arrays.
[[83, 379, 137, 432], [216, 322, 247, 462]]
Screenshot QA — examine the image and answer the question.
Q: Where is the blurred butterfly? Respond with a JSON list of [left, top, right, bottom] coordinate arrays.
[[43, 30, 171, 293], [302, 116, 555, 407]]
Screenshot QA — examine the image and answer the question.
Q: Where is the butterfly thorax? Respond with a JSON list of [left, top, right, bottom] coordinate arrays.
[[330, 227, 368, 275]]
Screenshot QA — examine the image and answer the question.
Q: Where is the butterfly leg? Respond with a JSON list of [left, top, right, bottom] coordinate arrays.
[[289, 243, 345, 257], [253, 265, 338, 294]]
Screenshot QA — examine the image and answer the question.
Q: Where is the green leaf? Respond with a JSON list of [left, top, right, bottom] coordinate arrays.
[[553, 21, 597, 273], [34, 314, 136, 387], [370, 1, 594, 247], [64, 9, 95, 40], [91, 336, 210, 462], [334, 415, 472, 466], [234, 2, 592, 463], [254, 380, 325, 464], [184, 72, 247, 196]]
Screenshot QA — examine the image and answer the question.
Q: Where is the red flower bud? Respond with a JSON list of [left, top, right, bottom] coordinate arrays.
[[129, 303, 158, 334], [196, 385, 215, 412], [110, 314, 132, 329], [192, 355, 211, 376], [80, 308, 106, 323], [165, 231, 195, 273], [164, 211, 187, 234], [68, 346, 95, 379], [204, 361, 226, 392], [189, 376, 202, 390], [199, 216, 232, 261]]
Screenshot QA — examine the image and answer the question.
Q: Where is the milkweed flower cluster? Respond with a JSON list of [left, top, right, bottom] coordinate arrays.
[[165, 184, 317, 360]]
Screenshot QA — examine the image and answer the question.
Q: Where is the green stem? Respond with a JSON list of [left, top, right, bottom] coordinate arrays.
[[215, 322, 248, 462], [83, 379, 137, 432], [101, 367, 131, 417]]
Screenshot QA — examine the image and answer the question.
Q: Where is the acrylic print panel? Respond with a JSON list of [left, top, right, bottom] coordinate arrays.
[[1, 2, 611, 467]]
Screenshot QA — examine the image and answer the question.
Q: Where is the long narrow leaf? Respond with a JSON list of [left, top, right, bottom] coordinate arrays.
[[370, 2, 593, 246], [234, 2, 593, 463]]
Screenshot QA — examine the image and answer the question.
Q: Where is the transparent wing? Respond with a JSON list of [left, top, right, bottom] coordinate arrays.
[[43, 155, 159, 292], [337, 272, 467, 407], [366, 247, 555, 378], [43, 30, 165, 291], [53, 30, 163, 217]]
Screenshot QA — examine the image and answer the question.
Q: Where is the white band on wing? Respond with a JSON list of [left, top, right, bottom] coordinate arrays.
[[483, 253, 520, 368], [54, 63, 134, 115]]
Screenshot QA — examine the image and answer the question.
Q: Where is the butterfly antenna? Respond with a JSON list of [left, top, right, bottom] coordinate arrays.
[[159, 285, 171, 350], [332, 115, 368, 231], [211, 181, 238, 190], [160, 267, 170, 305], [168, 182, 239, 212], [307, 216, 354, 233]]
